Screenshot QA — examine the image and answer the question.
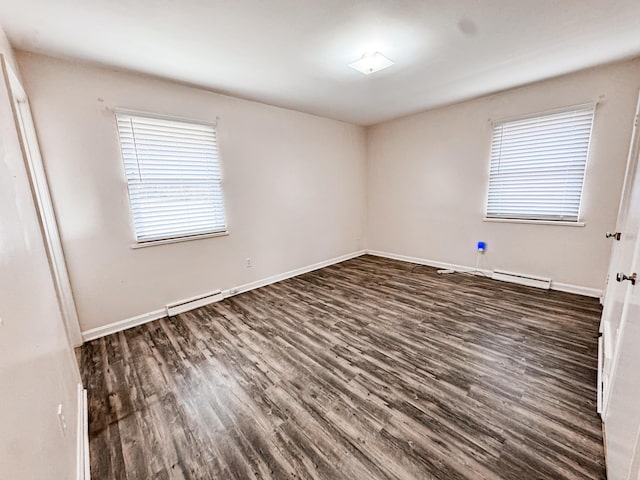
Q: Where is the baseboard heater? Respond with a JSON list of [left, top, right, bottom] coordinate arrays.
[[165, 289, 223, 316], [491, 269, 551, 290]]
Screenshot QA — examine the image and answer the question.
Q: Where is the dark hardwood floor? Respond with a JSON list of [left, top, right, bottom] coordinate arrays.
[[79, 255, 606, 479]]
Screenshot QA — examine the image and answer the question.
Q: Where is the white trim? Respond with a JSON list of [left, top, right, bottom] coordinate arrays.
[[222, 250, 366, 298], [597, 334, 603, 415], [80, 248, 602, 342], [366, 249, 603, 298], [82, 308, 166, 341], [81, 250, 367, 341], [131, 231, 228, 249], [550, 281, 603, 298], [76, 383, 90, 480], [2, 57, 84, 347], [366, 250, 493, 276], [83, 388, 90, 480], [483, 218, 585, 227]]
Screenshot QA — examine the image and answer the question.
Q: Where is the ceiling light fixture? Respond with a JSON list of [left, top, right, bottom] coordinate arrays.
[[348, 51, 394, 75]]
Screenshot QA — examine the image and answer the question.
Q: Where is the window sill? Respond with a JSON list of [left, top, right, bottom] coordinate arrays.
[[131, 231, 229, 249], [483, 218, 585, 227]]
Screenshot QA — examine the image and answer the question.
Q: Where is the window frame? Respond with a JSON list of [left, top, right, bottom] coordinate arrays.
[[114, 109, 228, 247], [484, 103, 596, 225]]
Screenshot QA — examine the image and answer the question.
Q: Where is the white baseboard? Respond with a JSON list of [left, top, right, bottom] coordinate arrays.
[[82, 308, 166, 342], [81, 250, 366, 342], [550, 281, 603, 298], [222, 250, 366, 298], [366, 249, 603, 298], [366, 249, 494, 276], [80, 248, 600, 342], [77, 383, 90, 480]]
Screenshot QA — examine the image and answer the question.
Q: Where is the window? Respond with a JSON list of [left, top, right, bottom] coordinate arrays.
[[486, 105, 595, 222], [116, 112, 226, 243]]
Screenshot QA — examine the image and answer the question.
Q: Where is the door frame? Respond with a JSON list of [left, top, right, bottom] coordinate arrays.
[[1, 56, 83, 347]]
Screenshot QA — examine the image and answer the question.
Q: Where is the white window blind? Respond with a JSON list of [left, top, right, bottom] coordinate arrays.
[[116, 112, 226, 242], [487, 105, 595, 222]]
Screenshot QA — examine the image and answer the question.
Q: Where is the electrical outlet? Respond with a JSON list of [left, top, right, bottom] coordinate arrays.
[[0, 316, 4, 326], [57, 404, 67, 436], [246, 257, 252, 268]]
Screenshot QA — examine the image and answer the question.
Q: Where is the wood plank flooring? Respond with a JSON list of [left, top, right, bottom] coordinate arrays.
[[79, 255, 606, 479]]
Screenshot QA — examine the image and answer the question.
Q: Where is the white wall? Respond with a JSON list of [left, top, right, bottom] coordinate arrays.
[[15, 50, 639, 340], [17, 52, 367, 333], [0, 30, 81, 479], [367, 59, 640, 291]]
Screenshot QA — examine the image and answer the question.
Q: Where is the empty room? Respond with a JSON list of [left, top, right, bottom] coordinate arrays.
[[3, 0, 640, 479]]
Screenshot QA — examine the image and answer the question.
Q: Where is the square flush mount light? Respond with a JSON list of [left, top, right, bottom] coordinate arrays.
[[349, 52, 394, 75]]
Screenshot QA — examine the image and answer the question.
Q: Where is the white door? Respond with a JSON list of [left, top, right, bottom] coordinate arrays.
[[603, 217, 640, 479], [601, 92, 640, 415], [602, 90, 640, 479]]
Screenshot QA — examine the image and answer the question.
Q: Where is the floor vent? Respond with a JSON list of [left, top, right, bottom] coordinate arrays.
[[166, 290, 223, 316], [491, 269, 551, 290]]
